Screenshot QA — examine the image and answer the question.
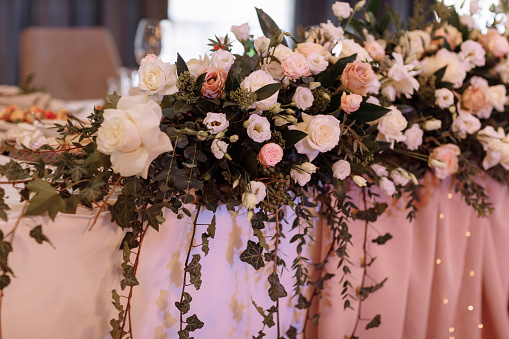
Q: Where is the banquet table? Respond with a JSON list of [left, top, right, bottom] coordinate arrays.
[[1, 153, 509, 339]]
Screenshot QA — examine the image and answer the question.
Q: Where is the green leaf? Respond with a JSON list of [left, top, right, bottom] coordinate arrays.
[[0, 275, 10, 290], [105, 92, 120, 109], [185, 254, 202, 290], [366, 314, 381, 329], [332, 54, 357, 76], [201, 233, 209, 256], [377, 13, 391, 35], [109, 191, 139, 229], [194, 72, 207, 95], [372, 233, 393, 245], [185, 314, 204, 332], [120, 265, 139, 290], [434, 65, 448, 83], [25, 179, 65, 221], [254, 83, 283, 101], [281, 130, 308, 149], [29, 225, 52, 246], [176, 53, 189, 76], [0, 160, 30, 181], [239, 240, 265, 270], [207, 215, 216, 238], [349, 103, 390, 123], [251, 211, 268, 229], [268, 273, 287, 301], [111, 289, 123, 311], [253, 229, 269, 251], [286, 326, 297, 339], [367, 0, 382, 16], [178, 330, 190, 339], [0, 188, 10, 222], [256, 8, 287, 46], [175, 292, 192, 314], [295, 294, 311, 309], [360, 277, 388, 300]]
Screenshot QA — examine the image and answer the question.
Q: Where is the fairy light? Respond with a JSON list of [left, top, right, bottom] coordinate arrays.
[[449, 327, 455, 333], [436, 258, 442, 264], [478, 324, 484, 329], [468, 305, 474, 311], [466, 231, 471, 237], [439, 213, 445, 219], [448, 193, 453, 199], [443, 298, 449, 304], [469, 270, 475, 277]]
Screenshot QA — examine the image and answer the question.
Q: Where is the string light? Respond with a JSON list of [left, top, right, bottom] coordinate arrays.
[[436, 258, 442, 264], [448, 193, 453, 199], [478, 324, 484, 329], [439, 213, 445, 219], [466, 231, 471, 237], [449, 327, 454, 333], [468, 305, 474, 311], [469, 270, 475, 277], [443, 298, 449, 304]]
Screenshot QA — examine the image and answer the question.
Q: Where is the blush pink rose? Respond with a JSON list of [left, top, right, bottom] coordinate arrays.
[[340, 92, 362, 113], [295, 42, 331, 59], [140, 54, 159, 65], [462, 77, 491, 117], [429, 144, 461, 179], [364, 41, 385, 61], [479, 29, 509, 58], [258, 142, 284, 167], [281, 53, 311, 79], [340, 60, 376, 96], [200, 66, 227, 99]]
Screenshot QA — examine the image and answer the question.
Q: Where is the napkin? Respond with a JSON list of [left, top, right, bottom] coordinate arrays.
[[0, 90, 53, 109]]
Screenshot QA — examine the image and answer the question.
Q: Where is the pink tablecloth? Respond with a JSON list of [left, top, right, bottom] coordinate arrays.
[[1, 170, 509, 338]]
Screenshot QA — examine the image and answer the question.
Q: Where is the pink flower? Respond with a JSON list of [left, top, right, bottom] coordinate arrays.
[[462, 77, 492, 118], [364, 41, 385, 61], [259, 143, 284, 167], [340, 60, 377, 96], [295, 42, 331, 60], [140, 54, 158, 65], [340, 92, 362, 113], [479, 29, 509, 58], [200, 66, 227, 99], [281, 54, 311, 79], [429, 144, 461, 179]]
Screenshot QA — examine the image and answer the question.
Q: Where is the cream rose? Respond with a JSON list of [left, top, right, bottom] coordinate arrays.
[[186, 55, 210, 78], [421, 49, 467, 88], [489, 85, 507, 112], [244, 114, 272, 143], [259, 143, 284, 167], [429, 144, 461, 179], [401, 30, 430, 59], [211, 139, 228, 159], [281, 53, 311, 80], [332, 160, 351, 180], [210, 49, 234, 71], [200, 66, 227, 99], [338, 39, 372, 61], [340, 92, 362, 113], [424, 119, 442, 131], [296, 42, 331, 60], [403, 124, 423, 151], [203, 112, 229, 134], [97, 95, 173, 179], [138, 58, 178, 100], [231, 23, 250, 41], [435, 88, 454, 109], [261, 61, 285, 81], [379, 177, 396, 196], [332, 1, 352, 19], [291, 113, 341, 161], [341, 60, 377, 96], [306, 53, 328, 75], [5, 123, 47, 150], [376, 106, 408, 148], [293, 87, 314, 111], [273, 45, 293, 62], [241, 70, 279, 112]]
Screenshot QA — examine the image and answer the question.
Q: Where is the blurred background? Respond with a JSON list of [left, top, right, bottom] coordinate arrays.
[[0, 0, 501, 87]]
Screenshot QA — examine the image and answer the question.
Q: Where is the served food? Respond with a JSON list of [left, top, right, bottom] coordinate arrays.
[[0, 104, 68, 124]]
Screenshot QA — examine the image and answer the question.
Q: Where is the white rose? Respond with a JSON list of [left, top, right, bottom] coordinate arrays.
[[332, 1, 352, 19], [422, 49, 467, 88], [291, 113, 341, 161], [379, 177, 396, 196], [254, 36, 271, 57], [489, 85, 507, 112], [211, 139, 228, 159], [320, 20, 344, 41], [203, 112, 229, 134], [459, 40, 485, 71], [242, 192, 258, 209], [390, 168, 411, 186], [261, 61, 285, 81], [210, 49, 235, 71], [435, 88, 455, 109], [371, 164, 389, 177], [332, 160, 350, 180], [293, 87, 314, 111], [477, 126, 509, 169], [376, 106, 408, 148], [306, 53, 328, 75], [338, 39, 372, 61], [97, 95, 173, 179], [186, 55, 210, 78], [5, 123, 47, 150], [451, 112, 481, 139], [251, 180, 267, 202], [404, 124, 423, 151], [244, 114, 271, 142], [290, 167, 312, 186], [241, 70, 279, 113], [424, 119, 442, 131], [231, 23, 250, 41], [352, 175, 367, 187], [138, 59, 178, 100], [273, 44, 293, 62]]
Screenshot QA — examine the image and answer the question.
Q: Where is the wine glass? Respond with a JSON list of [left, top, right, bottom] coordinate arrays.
[[134, 19, 170, 65]]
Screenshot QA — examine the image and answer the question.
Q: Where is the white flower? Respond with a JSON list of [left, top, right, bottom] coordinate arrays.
[[97, 95, 173, 179], [290, 163, 315, 186], [293, 87, 314, 111], [379, 177, 396, 196], [422, 49, 467, 88], [400, 30, 431, 59], [273, 45, 293, 62], [242, 192, 257, 209], [211, 139, 228, 159], [489, 85, 507, 112], [138, 58, 178, 100], [5, 123, 47, 150], [435, 88, 454, 109], [477, 126, 509, 170], [459, 40, 485, 71], [301, 162, 317, 174], [320, 20, 344, 41], [186, 55, 210, 78], [254, 36, 271, 57], [451, 112, 481, 139], [231, 22, 250, 41], [338, 39, 372, 61], [210, 49, 234, 71], [332, 160, 351, 180], [241, 70, 279, 113], [244, 114, 271, 142], [404, 124, 423, 151], [290, 113, 341, 161], [203, 112, 229, 134], [424, 119, 442, 131], [352, 175, 367, 187], [242, 181, 266, 209], [366, 96, 380, 105], [371, 164, 389, 177], [332, 1, 352, 19], [382, 53, 420, 101], [390, 168, 411, 186], [306, 53, 328, 75], [376, 106, 408, 148], [261, 61, 285, 81]]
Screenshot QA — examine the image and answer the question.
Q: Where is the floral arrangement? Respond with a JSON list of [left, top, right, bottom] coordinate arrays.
[[2, 0, 509, 338]]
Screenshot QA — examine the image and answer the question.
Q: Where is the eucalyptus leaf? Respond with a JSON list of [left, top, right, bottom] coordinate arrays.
[[255, 8, 287, 46], [176, 53, 189, 76], [349, 103, 390, 123], [281, 130, 307, 149], [254, 83, 284, 101]]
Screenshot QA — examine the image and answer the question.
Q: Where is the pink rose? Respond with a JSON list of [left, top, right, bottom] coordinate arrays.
[[140, 54, 159, 65], [281, 53, 311, 80], [200, 66, 227, 99], [295, 42, 331, 60], [462, 77, 492, 118], [340, 60, 377, 96], [258, 142, 284, 167], [340, 92, 362, 113], [364, 41, 385, 61], [479, 29, 509, 58], [429, 144, 461, 179]]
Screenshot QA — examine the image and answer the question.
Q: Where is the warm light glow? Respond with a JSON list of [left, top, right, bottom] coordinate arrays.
[[443, 298, 449, 304], [448, 193, 453, 199], [469, 270, 475, 277], [436, 258, 442, 264], [468, 305, 474, 311], [478, 324, 484, 329], [439, 213, 445, 219], [466, 231, 471, 237], [449, 327, 455, 333]]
